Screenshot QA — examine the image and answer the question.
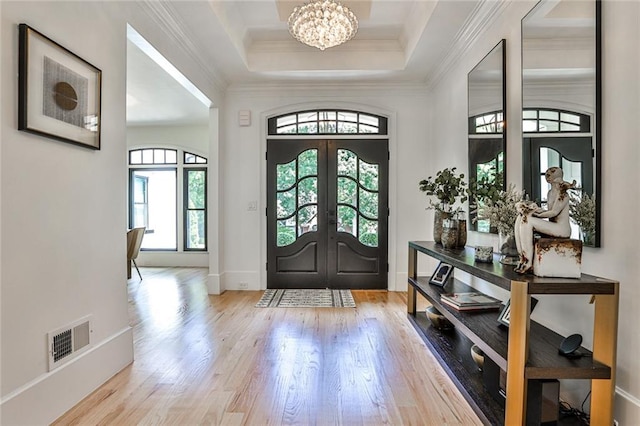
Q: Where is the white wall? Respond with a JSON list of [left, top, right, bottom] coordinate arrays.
[[220, 85, 433, 291], [0, 2, 224, 424], [0, 2, 133, 424], [426, 0, 640, 423], [127, 124, 209, 155]]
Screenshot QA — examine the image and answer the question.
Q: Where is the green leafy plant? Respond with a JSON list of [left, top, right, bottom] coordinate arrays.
[[475, 183, 525, 235], [569, 191, 596, 240], [467, 166, 504, 208], [419, 167, 467, 213]]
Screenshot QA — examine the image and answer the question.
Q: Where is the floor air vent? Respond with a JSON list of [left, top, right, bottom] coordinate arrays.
[[48, 315, 92, 371]]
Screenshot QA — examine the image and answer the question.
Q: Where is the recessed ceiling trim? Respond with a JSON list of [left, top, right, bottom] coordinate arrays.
[[401, 1, 438, 56], [226, 81, 430, 94], [247, 44, 405, 72], [249, 38, 403, 53]]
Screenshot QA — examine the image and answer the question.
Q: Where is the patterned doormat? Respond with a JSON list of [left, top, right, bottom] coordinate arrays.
[[255, 289, 356, 308]]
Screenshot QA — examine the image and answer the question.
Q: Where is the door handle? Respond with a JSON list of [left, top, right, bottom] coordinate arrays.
[[329, 219, 337, 225]]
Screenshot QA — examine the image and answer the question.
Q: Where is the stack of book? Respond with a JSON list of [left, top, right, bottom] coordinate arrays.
[[440, 291, 502, 311]]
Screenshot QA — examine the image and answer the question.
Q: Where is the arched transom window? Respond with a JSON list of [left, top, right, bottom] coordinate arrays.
[[523, 108, 590, 133], [469, 110, 504, 134], [268, 110, 388, 135]]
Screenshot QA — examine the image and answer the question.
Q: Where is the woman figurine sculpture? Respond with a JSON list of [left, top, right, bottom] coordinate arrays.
[[514, 167, 576, 274]]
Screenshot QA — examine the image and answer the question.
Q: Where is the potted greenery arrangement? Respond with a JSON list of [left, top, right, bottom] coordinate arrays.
[[419, 167, 467, 244], [467, 166, 503, 233], [472, 183, 525, 264], [569, 192, 596, 245]]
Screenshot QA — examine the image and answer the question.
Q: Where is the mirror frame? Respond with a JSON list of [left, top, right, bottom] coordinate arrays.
[[467, 39, 507, 232], [521, 0, 601, 247]]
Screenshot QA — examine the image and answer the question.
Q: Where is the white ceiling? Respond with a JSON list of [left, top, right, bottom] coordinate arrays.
[[126, 0, 491, 127]]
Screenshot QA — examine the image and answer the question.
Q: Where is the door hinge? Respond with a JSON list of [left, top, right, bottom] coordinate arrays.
[[388, 151, 390, 160], [266, 262, 268, 271], [387, 263, 389, 272], [265, 152, 268, 160], [387, 207, 390, 217]]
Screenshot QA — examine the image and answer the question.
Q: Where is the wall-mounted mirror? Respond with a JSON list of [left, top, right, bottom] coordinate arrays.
[[468, 39, 506, 232], [522, 0, 601, 247]]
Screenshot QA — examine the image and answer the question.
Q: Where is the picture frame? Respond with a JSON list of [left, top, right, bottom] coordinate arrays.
[[429, 261, 454, 287], [18, 23, 101, 150], [497, 299, 511, 326], [497, 297, 538, 327]]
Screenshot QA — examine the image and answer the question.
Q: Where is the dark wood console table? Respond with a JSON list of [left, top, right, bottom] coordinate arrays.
[[407, 241, 618, 425]]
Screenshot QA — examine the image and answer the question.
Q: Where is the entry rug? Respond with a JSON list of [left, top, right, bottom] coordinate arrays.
[[255, 289, 356, 308]]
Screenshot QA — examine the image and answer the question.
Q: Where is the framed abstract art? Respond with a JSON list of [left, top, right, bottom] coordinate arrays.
[[18, 23, 101, 149]]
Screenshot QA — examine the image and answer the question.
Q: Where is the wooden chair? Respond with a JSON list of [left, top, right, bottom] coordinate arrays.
[[127, 227, 145, 280]]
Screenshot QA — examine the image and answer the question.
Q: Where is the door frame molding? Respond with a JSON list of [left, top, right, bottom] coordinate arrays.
[[259, 102, 398, 290]]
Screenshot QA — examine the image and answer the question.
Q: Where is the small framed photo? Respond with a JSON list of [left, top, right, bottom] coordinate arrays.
[[429, 262, 453, 287], [497, 297, 538, 327], [497, 299, 511, 326], [18, 24, 101, 149]]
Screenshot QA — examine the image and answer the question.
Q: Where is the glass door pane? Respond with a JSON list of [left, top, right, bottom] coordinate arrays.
[[276, 149, 318, 246], [185, 169, 206, 250], [336, 149, 379, 247], [131, 169, 177, 250]]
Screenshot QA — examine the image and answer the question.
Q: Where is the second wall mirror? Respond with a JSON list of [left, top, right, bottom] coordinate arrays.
[[468, 39, 506, 232], [522, 0, 601, 247]]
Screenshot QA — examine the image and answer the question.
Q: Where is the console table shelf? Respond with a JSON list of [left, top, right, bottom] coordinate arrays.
[[407, 241, 619, 425], [410, 311, 504, 425]]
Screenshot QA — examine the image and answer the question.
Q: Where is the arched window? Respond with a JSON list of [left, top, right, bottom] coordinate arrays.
[[128, 148, 207, 251], [469, 110, 504, 134], [268, 110, 387, 135], [184, 151, 207, 164], [522, 108, 590, 133], [129, 148, 177, 165]]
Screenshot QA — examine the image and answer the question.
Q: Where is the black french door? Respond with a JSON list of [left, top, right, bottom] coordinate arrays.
[[267, 139, 388, 289], [523, 136, 593, 203]]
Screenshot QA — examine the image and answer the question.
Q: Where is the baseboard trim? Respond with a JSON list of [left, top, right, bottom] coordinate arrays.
[[137, 251, 208, 267], [208, 272, 223, 295], [223, 270, 260, 291], [1, 326, 133, 425], [615, 386, 640, 424]]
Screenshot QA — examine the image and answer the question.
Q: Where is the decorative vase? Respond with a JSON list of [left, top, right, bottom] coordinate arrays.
[[441, 219, 459, 249], [433, 210, 452, 244], [456, 211, 467, 248], [426, 305, 454, 331], [471, 344, 485, 371], [474, 246, 494, 263], [498, 231, 519, 265]]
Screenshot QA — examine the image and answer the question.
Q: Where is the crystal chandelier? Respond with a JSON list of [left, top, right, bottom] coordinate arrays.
[[288, 0, 358, 51]]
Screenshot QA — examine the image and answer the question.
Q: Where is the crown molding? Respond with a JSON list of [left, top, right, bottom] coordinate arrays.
[[137, 1, 228, 95], [226, 81, 430, 96], [426, 0, 511, 89]]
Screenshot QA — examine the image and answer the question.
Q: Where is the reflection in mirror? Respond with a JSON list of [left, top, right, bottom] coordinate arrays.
[[522, 0, 601, 247], [468, 39, 506, 232]]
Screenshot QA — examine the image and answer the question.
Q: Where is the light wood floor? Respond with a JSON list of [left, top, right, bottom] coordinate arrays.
[[53, 268, 481, 425]]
